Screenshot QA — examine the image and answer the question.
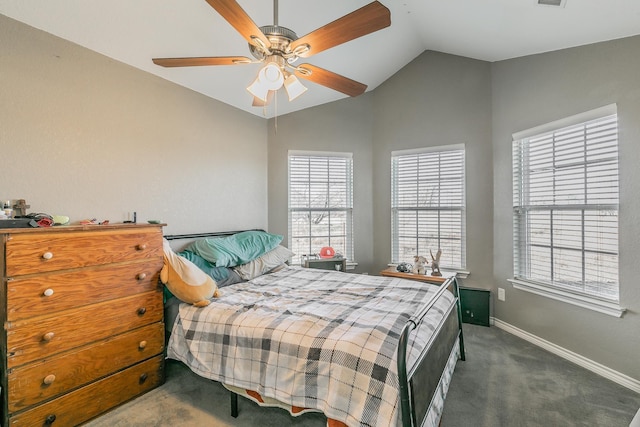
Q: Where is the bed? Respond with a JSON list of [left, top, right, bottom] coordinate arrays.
[[164, 230, 465, 427]]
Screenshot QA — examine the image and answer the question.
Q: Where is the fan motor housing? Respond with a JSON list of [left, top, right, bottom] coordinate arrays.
[[249, 25, 298, 63]]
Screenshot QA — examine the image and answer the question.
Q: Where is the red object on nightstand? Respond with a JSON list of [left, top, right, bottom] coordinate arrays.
[[319, 247, 335, 258]]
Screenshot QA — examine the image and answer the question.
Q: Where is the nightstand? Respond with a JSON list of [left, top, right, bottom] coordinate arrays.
[[304, 258, 347, 272], [459, 287, 490, 327]]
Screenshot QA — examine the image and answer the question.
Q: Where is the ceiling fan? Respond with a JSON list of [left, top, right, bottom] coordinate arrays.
[[152, 0, 391, 107]]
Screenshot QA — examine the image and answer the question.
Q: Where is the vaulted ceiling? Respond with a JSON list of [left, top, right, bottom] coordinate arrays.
[[2, 0, 639, 118]]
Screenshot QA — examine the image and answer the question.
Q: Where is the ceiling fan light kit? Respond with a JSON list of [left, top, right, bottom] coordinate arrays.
[[248, 68, 307, 103], [258, 60, 285, 90], [152, 0, 391, 107], [247, 54, 305, 102], [283, 74, 308, 101]]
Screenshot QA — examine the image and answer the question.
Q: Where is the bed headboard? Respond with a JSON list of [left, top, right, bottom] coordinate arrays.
[[163, 229, 265, 251], [163, 229, 264, 241]]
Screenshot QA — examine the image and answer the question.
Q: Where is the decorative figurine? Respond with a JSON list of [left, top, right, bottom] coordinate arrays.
[[13, 199, 30, 217], [430, 249, 442, 276], [396, 262, 412, 273], [412, 255, 427, 275]]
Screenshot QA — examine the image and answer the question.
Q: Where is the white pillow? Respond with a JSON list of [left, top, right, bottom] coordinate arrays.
[[234, 245, 295, 280]]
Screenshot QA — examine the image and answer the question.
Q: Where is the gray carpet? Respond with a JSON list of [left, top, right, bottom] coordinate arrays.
[[85, 324, 639, 426], [441, 325, 639, 426]]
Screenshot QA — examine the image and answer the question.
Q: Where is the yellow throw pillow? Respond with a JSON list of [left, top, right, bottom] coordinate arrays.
[[160, 239, 219, 307]]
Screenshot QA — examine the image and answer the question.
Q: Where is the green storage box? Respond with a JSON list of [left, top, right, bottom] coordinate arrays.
[[459, 287, 490, 327]]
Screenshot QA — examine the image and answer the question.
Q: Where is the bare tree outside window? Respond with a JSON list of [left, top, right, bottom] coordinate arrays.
[[288, 153, 353, 265]]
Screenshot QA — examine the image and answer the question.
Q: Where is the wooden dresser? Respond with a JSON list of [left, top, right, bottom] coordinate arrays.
[[0, 223, 165, 426]]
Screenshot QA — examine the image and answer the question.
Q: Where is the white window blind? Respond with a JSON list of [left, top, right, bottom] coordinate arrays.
[[391, 145, 466, 269], [288, 151, 353, 264], [512, 109, 619, 303]]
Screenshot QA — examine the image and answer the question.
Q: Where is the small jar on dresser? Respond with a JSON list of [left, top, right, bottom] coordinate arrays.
[[0, 223, 166, 426]]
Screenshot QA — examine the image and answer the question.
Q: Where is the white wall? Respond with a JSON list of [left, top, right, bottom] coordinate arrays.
[[0, 15, 268, 235]]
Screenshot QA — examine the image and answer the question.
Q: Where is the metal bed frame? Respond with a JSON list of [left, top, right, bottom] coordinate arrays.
[[164, 229, 264, 242], [398, 275, 465, 427]]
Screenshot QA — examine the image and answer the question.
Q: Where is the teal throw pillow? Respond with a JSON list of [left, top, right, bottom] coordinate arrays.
[[186, 230, 283, 267]]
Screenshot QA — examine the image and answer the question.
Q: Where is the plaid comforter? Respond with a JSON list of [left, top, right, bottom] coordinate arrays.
[[167, 266, 455, 427]]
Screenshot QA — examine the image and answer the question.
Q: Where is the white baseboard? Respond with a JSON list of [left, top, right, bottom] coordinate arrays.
[[491, 317, 640, 394]]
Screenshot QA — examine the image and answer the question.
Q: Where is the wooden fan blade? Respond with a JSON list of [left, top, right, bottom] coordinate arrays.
[[204, 0, 270, 49], [294, 64, 367, 97], [152, 56, 252, 67], [289, 1, 390, 58]]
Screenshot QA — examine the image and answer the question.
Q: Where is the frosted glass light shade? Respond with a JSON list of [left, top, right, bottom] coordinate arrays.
[[258, 63, 284, 90], [283, 75, 307, 101], [247, 76, 269, 102]]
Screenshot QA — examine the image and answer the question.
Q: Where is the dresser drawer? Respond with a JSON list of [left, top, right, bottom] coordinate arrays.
[[7, 323, 164, 412], [7, 354, 164, 427], [5, 228, 162, 276], [6, 259, 164, 320], [6, 291, 163, 368]]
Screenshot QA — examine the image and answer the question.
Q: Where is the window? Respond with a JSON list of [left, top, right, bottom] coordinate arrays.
[[512, 104, 621, 316], [391, 145, 466, 269], [288, 151, 353, 264]]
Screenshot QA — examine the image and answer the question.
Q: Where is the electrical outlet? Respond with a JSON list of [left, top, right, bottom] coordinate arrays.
[[498, 287, 506, 301]]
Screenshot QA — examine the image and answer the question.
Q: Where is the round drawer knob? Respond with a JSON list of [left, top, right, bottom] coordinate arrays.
[[139, 340, 147, 350], [43, 288, 54, 297], [137, 307, 147, 316], [139, 373, 148, 384], [42, 332, 55, 342], [136, 244, 147, 251], [43, 374, 56, 385], [45, 414, 57, 425], [42, 252, 53, 260], [137, 273, 147, 280]]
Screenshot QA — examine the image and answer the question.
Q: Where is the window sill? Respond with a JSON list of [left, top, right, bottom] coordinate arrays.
[[387, 264, 469, 279], [508, 279, 626, 318], [448, 269, 469, 279]]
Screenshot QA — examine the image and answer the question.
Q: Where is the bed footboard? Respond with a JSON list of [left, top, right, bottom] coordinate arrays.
[[398, 277, 465, 427]]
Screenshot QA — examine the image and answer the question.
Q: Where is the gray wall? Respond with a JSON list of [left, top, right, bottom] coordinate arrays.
[[371, 51, 494, 289], [267, 51, 494, 285], [267, 95, 375, 272], [268, 40, 640, 382], [492, 36, 640, 380], [1, 15, 268, 235]]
